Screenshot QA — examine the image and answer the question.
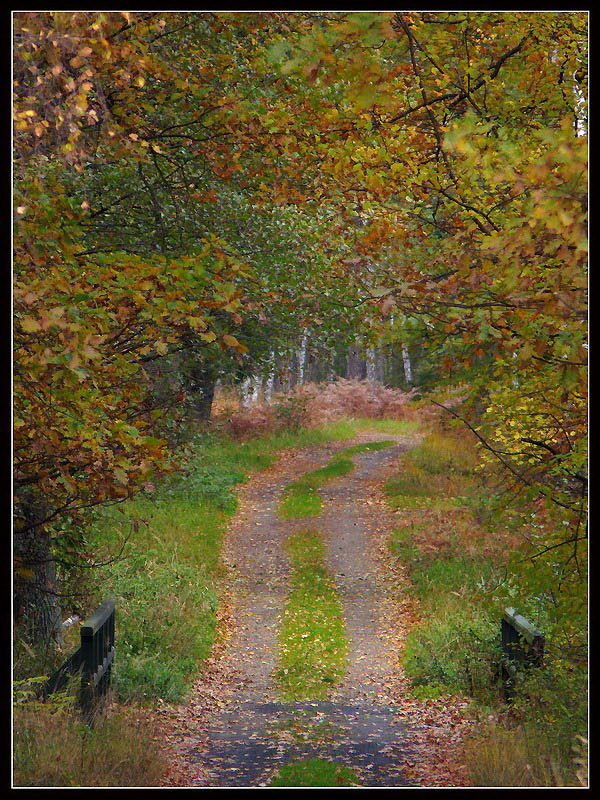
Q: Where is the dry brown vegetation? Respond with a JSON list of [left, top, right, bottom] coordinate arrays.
[[13, 700, 166, 787], [218, 379, 430, 439]]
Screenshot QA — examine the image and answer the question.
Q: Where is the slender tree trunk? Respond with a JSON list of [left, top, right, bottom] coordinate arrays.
[[297, 331, 308, 385], [250, 376, 261, 404], [282, 354, 295, 392], [401, 343, 413, 386], [264, 354, 275, 402], [375, 350, 385, 383], [366, 347, 377, 384], [240, 377, 252, 408]]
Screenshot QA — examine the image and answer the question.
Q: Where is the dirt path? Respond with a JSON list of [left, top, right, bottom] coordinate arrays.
[[159, 432, 466, 787]]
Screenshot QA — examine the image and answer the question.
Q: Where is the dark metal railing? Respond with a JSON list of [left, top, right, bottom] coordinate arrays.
[[501, 607, 544, 701], [41, 599, 116, 722]]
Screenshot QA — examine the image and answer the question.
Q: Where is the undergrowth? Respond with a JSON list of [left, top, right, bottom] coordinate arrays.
[[386, 426, 587, 786], [13, 686, 165, 787]]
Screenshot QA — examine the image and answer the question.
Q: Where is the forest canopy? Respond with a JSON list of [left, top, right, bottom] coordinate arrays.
[[13, 11, 587, 644]]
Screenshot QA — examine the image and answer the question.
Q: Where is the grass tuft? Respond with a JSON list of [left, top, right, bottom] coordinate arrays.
[[269, 758, 360, 787]]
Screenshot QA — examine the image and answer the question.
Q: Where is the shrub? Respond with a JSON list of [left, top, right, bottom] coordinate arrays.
[[403, 600, 502, 702], [223, 379, 419, 439]]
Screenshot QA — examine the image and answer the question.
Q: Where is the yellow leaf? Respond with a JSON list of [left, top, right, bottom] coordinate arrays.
[[21, 317, 40, 333]]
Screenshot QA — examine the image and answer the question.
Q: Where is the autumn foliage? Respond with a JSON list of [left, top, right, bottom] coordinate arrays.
[[13, 11, 586, 645]]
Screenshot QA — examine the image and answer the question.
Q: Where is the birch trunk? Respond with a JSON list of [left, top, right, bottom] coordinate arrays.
[[264, 355, 275, 403], [240, 377, 252, 408], [250, 376, 261, 404], [366, 347, 377, 384], [401, 343, 413, 386], [297, 331, 308, 385]]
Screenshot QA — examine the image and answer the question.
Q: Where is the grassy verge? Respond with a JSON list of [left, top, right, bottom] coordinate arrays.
[[269, 758, 360, 787], [276, 529, 347, 700], [12, 688, 165, 787], [385, 427, 587, 786], [388, 525, 501, 702]]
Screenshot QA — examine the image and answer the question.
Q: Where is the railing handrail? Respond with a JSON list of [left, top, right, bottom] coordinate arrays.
[[501, 608, 544, 702], [38, 599, 116, 723], [80, 598, 116, 637], [503, 607, 544, 646]]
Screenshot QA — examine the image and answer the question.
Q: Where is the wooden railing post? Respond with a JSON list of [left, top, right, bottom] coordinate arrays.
[[38, 599, 116, 725], [79, 598, 116, 723], [501, 607, 544, 701]]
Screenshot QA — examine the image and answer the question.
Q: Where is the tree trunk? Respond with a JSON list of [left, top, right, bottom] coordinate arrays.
[[186, 364, 215, 419], [14, 495, 63, 648], [264, 355, 275, 403], [297, 331, 308, 385], [250, 376, 261, 404], [240, 377, 252, 408], [346, 347, 366, 380], [401, 343, 413, 386], [375, 350, 385, 383], [366, 347, 377, 384]]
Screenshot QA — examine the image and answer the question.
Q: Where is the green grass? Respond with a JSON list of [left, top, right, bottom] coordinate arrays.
[[346, 418, 418, 435], [279, 439, 396, 519], [276, 529, 347, 700], [269, 758, 360, 787], [383, 430, 477, 511], [279, 458, 354, 519], [390, 528, 501, 702]]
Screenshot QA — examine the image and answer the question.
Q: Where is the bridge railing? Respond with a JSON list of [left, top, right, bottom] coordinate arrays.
[[501, 607, 544, 701], [40, 599, 116, 723]]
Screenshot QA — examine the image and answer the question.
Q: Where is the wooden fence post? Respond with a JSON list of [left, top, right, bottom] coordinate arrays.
[[501, 607, 544, 701]]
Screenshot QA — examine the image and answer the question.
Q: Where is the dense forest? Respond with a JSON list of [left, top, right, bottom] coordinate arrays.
[[13, 11, 587, 788]]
